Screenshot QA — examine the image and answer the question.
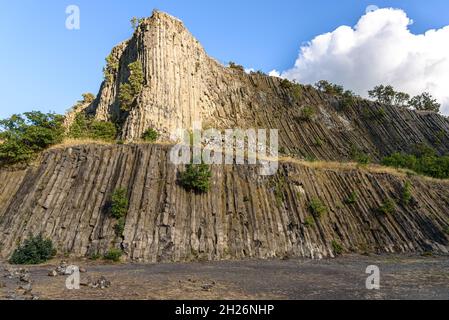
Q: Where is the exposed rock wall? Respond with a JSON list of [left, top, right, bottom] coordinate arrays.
[[88, 10, 449, 162], [0, 144, 448, 262]]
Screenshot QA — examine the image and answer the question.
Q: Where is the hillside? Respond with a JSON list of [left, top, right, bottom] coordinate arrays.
[[81, 10, 449, 162], [1, 10, 449, 262]]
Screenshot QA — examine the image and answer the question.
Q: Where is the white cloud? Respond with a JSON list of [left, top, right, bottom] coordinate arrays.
[[269, 69, 280, 77], [281, 8, 449, 115], [244, 67, 255, 74]]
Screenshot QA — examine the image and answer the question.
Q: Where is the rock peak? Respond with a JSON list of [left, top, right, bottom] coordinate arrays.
[[150, 9, 184, 24]]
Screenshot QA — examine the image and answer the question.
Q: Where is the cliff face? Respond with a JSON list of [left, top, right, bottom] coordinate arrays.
[[0, 144, 448, 262], [86, 10, 449, 162]]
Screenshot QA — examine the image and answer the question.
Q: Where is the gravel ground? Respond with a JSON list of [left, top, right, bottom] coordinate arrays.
[[1, 254, 448, 300]]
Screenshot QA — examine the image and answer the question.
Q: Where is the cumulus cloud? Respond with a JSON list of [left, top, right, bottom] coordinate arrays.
[[281, 8, 449, 115]]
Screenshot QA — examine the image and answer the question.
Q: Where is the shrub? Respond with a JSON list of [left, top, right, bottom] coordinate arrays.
[[68, 113, 116, 141], [344, 192, 358, 205], [402, 181, 412, 205], [280, 79, 302, 100], [350, 146, 371, 165], [299, 106, 315, 121], [0, 112, 65, 166], [111, 188, 129, 219], [229, 62, 245, 72], [331, 240, 343, 255], [114, 217, 126, 237], [304, 216, 315, 227], [104, 248, 123, 262], [309, 198, 327, 218], [103, 53, 119, 83], [382, 149, 449, 179], [119, 61, 144, 111], [179, 163, 212, 193], [142, 128, 159, 142], [9, 234, 56, 265], [378, 199, 396, 215]]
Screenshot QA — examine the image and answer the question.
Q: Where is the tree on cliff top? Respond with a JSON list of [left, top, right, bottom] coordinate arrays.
[[0, 112, 65, 166]]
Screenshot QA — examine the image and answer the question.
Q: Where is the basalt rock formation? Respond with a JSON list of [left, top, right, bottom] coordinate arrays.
[[83, 10, 449, 162], [1, 11, 449, 262], [0, 144, 448, 262]]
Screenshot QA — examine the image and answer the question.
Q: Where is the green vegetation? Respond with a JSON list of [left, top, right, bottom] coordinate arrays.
[[0, 112, 65, 166], [142, 128, 159, 142], [344, 192, 358, 205], [130, 17, 140, 30], [119, 61, 145, 111], [368, 85, 440, 113], [179, 162, 212, 193], [280, 79, 302, 100], [368, 85, 410, 107], [111, 188, 129, 219], [409, 92, 441, 113], [350, 146, 371, 165], [315, 80, 344, 96], [331, 240, 343, 255], [89, 253, 101, 261], [104, 248, 123, 262], [314, 137, 324, 147], [382, 146, 449, 179], [402, 181, 412, 205], [299, 106, 315, 121], [110, 188, 128, 237], [9, 234, 56, 265], [378, 199, 396, 215], [103, 53, 119, 83], [68, 113, 117, 141], [273, 178, 286, 207], [228, 62, 245, 72], [304, 216, 315, 227], [308, 197, 327, 218]]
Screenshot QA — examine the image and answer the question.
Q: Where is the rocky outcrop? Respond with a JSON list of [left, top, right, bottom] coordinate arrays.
[[0, 144, 448, 262], [86, 10, 449, 162]]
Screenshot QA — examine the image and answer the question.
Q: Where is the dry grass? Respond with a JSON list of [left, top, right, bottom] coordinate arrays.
[[44, 140, 448, 183], [48, 138, 115, 150]]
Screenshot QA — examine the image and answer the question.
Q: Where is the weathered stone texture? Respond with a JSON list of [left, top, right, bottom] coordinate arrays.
[[0, 144, 448, 262]]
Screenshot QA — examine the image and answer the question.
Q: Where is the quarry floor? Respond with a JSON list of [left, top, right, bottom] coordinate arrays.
[[1, 254, 448, 300]]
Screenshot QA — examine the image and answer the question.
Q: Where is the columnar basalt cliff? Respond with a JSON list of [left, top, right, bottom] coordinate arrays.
[[86, 10, 449, 162], [0, 144, 448, 262], [1, 11, 449, 262]]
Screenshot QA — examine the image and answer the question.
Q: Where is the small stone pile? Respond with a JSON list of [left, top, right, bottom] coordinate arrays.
[[3, 267, 38, 300]]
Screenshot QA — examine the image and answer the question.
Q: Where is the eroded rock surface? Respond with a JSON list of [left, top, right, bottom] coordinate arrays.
[[0, 144, 448, 262]]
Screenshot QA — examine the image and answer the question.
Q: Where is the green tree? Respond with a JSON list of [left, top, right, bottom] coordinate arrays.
[[103, 53, 119, 83], [409, 92, 440, 113], [0, 112, 65, 166], [368, 85, 410, 107], [315, 80, 344, 96], [119, 61, 145, 111], [81, 93, 95, 104]]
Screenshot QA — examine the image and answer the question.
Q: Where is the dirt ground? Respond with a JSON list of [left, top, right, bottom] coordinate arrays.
[[1, 254, 448, 300]]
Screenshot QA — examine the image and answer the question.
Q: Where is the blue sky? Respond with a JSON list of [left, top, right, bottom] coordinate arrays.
[[0, 0, 448, 119]]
